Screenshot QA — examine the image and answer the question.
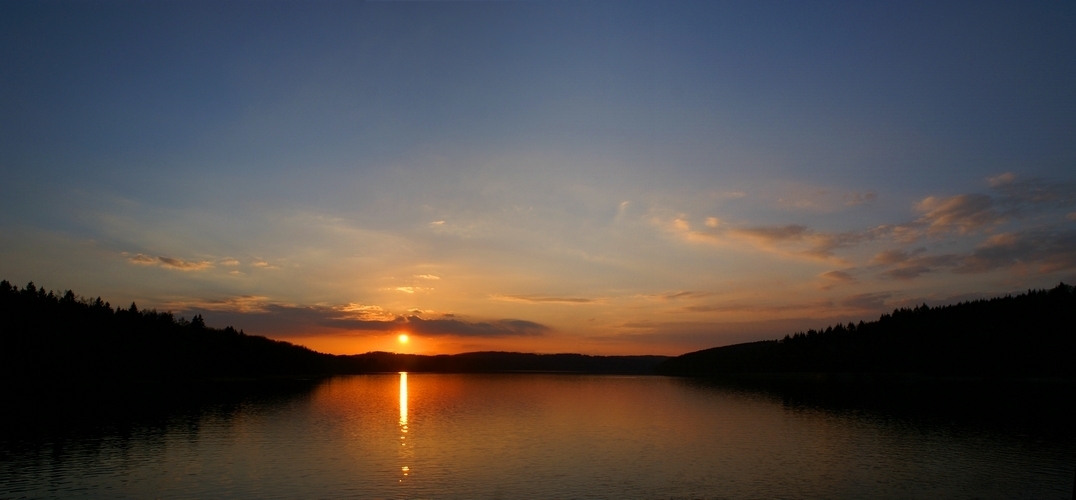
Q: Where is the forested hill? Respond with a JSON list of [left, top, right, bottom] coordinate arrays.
[[657, 283, 1076, 378], [0, 281, 332, 380], [0, 280, 665, 381]]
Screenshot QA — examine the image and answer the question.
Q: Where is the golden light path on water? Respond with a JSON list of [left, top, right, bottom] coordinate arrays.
[[399, 372, 410, 483]]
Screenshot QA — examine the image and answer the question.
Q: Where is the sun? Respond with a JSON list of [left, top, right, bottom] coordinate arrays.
[[398, 333, 409, 344]]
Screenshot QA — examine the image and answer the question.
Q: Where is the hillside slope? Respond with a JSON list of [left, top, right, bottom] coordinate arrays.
[[657, 284, 1076, 378]]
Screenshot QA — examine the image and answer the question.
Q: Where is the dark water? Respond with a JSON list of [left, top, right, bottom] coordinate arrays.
[[1, 374, 1073, 499]]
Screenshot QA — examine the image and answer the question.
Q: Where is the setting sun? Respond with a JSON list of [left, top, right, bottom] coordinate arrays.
[[398, 334, 409, 344]]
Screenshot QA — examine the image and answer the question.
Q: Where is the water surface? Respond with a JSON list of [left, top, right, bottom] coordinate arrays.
[[1, 374, 1073, 499]]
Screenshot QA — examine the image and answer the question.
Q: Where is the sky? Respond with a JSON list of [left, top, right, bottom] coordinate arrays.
[[2, 1, 1075, 356]]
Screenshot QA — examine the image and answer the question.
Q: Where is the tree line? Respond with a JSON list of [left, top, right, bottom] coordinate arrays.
[[0, 280, 666, 382], [0, 280, 334, 380], [657, 283, 1076, 378]]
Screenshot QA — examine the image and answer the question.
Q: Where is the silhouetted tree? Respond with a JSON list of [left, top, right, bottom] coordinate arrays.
[[658, 283, 1076, 378]]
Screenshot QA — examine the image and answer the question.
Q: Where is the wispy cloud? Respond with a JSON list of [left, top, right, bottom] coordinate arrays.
[[956, 229, 1076, 274], [871, 228, 1076, 279], [914, 193, 1001, 235], [166, 295, 272, 313], [125, 253, 156, 265], [682, 300, 834, 314], [907, 174, 1076, 238], [877, 253, 959, 280], [170, 295, 553, 338], [845, 191, 877, 207], [492, 294, 597, 304], [819, 269, 856, 289], [185, 301, 549, 338], [779, 187, 878, 210], [124, 253, 213, 271], [668, 218, 867, 262], [662, 174, 1076, 277], [839, 292, 891, 311], [339, 303, 397, 321], [658, 291, 711, 300]]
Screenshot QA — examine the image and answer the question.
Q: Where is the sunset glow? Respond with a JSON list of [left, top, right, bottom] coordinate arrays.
[[1, 2, 1073, 356]]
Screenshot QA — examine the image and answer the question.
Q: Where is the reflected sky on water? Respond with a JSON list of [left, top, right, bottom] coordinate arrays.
[[1, 374, 1073, 499]]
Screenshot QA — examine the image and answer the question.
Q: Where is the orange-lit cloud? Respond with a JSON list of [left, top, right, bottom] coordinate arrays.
[[681, 299, 834, 314], [492, 294, 597, 304], [914, 194, 1001, 235], [667, 217, 866, 263], [124, 253, 213, 271], [818, 270, 856, 289]]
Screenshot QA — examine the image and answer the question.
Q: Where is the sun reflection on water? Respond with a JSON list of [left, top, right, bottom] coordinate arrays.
[[398, 372, 411, 483], [399, 372, 408, 427]]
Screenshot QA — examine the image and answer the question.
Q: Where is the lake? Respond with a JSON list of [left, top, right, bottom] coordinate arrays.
[[1, 373, 1073, 499]]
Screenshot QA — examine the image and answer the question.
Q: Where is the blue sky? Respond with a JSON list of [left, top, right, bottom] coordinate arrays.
[[2, 1, 1074, 355]]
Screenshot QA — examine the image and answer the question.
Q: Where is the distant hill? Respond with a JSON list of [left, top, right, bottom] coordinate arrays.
[[0, 280, 666, 382], [657, 283, 1076, 378], [336, 351, 668, 374]]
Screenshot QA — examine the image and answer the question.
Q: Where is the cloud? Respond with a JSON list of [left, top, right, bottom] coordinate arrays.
[[404, 316, 549, 337], [726, 225, 866, 260], [845, 191, 877, 206], [839, 292, 891, 311], [682, 300, 833, 314], [914, 193, 1001, 235], [991, 175, 1076, 208], [987, 172, 1016, 187], [733, 224, 809, 242], [769, 186, 878, 213], [220, 258, 240, 266], [124, 252, 213, 271], [493, 294, 596, 304], [180, 300, 550, 338], [907, 175, 1076, 235], [881, 265, 933, 280], [158, 256, 213, 270], [414, 274, 440, 280], [167, 295, 272, 313], [659, 173, 1076, 278], [871, 248, 921, 265], [956, 229, 1076, 274], [871, 228, 1076, 279], [668, 217, 867, 262], [818, 270, 855, 291], [392, 286, 433, 293], [658, 291, 711, 300], [125, 253, 157, 265], [819, 269, 855, 283], [877, 253, 959, 280], [340, 303, 396, 321]]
